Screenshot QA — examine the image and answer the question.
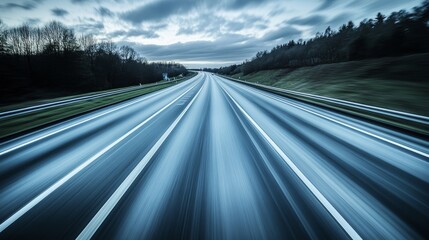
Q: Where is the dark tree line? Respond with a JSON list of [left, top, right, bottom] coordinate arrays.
[[206, 1, 429, 75], [0, 20, 188, 103]]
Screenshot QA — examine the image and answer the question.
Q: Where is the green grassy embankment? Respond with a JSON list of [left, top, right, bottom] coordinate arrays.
[[0, 72, 197, 139], [232, 53, 429, 117], [0, 84, 140, 112]]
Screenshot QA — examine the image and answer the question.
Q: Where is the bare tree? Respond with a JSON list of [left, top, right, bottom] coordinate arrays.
[[2, 22, 43, 55], [18, 24, 32, 56], [78, 34, 96, 52], [119, 45, 137, 62], [31, 27, 44, 54], [0, 19, 8, 55], [8, 27, 23, 55], [61, 28, 78, 53], [98, 40, 117, 55], [43, 21, 66, 54]]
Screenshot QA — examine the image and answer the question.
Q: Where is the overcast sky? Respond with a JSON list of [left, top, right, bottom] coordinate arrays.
[[0, 0, 423, 68]]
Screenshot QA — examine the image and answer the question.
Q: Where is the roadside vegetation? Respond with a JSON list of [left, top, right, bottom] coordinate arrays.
[[0, 72, 196, 140], [231, 54, 429, 116], [0, 20, 188, 105], [206, 1, 429, 116]]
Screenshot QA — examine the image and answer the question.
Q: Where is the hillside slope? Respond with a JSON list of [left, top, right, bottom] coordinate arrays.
[[232, 53, 429, 116]]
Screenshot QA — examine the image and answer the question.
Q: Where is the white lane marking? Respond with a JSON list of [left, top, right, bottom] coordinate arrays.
[[77, 81, 205, 240], [220, 77, 429, 159], [0, 81, 200, 233], [218, 82, 362, 240], [0, 76, 199, 156]]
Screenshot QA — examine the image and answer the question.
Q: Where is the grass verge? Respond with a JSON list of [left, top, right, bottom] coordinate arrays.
[[222, 75, 429, 137], [0, 73, 196, 140], [232, 53, 429, 117], [0, 72, 196, 112]]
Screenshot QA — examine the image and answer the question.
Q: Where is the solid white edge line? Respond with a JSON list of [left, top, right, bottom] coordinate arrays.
[[218, 81, 363, 240], [0, 75, 199, 156], [0, 81, 200, 233], [77, 80, 205, 240], [221, 78, 429, 159]]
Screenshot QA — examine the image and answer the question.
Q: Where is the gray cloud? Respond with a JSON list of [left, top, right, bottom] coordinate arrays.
[[177, 14, 267, 36], [0, 2, 36, 10], [177, 15, 226, 36], [316, 0, 340, 11], [269, 7, 285, 17], [150, 23, 168, 30], [121, 0, 192, 24], [51, 8, 69, 17], [71, 0, 92, 4], [95, 6, 114, 17], [262, 25, 302, 41], [74, 20, 104, 34], [288, 15, 327, 26], [349, 0, 410, 12], [109, 28, 159, 39], [0, 0, 46, 11], [120, 0, 278, 25], [225, 0, 269, 10], [225, 21, 246, 31], [327, 12, 353, 28], [26, 18, 41, 25]]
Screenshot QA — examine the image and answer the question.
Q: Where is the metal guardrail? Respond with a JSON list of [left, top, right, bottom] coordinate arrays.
[[220, 75, 429, 136]]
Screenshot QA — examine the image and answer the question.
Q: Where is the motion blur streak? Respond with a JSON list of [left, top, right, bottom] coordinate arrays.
[[0, 72, 428, 239], [77, 80, 205, 240], [218, 83, 361, 240], [0, 81, 190, 156], [0, 80, 200, 232]]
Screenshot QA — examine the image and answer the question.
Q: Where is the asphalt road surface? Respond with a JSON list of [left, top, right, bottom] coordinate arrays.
[[0, 72, 428, 239]]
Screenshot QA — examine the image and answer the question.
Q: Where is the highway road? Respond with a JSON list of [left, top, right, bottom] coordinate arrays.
[[0, 72, 428, 239]]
